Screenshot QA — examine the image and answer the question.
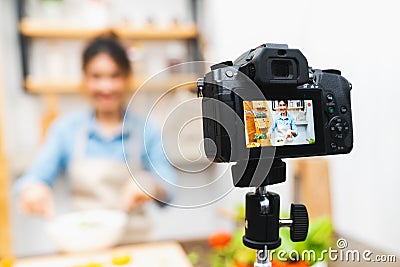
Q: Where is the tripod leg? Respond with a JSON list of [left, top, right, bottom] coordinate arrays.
[[254, 246, 272, 267]]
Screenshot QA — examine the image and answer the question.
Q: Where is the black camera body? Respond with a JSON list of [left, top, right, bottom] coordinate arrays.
[[200, 43, 353, 163]]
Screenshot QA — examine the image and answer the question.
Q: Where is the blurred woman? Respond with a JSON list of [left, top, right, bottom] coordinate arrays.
[[15, 34, 174, 241], [268, 100, 298, 143]]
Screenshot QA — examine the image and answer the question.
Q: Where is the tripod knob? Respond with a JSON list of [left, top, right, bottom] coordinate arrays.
[[290, 204, 309, 242]]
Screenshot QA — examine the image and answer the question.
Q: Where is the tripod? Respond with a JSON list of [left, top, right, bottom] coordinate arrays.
[[232, 159, 309, 267]]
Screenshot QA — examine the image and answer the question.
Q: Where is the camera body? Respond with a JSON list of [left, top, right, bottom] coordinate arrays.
[[200, 43, 353, 162]]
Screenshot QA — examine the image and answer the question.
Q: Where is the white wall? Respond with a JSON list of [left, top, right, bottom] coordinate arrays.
[[201, 0, 400, 255]]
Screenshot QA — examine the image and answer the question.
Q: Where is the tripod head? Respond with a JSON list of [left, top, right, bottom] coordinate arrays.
[[231, 158, 309, 266]]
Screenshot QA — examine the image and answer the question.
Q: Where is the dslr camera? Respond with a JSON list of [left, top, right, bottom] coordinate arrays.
[[197, 44, 353, 259], [198, 43, 353, 164]]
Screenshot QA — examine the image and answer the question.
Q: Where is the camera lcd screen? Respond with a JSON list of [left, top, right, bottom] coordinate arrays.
[[244, 100, 316, 148]]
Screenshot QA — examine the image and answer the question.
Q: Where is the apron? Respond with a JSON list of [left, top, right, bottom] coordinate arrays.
[[274, 117, 294, 145], [67, 118, 152, 243], [276, 122, 290, 140]]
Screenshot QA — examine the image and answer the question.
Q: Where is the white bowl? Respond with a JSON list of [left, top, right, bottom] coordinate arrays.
[[274, 137, 294, 146], [46, 209, 128, 253]]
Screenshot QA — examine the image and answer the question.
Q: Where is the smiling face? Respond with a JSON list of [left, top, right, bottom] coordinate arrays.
[[83, 53, 130, 114], [278, 100, 288, 115]]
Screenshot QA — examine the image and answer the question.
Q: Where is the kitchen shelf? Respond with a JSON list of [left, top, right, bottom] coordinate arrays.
[[273, 107, 304, 111], [17, 0, 203, 95], [24, 73, 198, 94], [19, 18, 199, 40]]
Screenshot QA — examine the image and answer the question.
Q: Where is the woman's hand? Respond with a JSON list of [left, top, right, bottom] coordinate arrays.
[[19, 183, 54, 218], [122, 180, 153, 212], [286, 129, 293, 139]]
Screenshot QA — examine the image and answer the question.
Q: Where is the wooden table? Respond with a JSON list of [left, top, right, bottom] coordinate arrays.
[[12, 237, 399, 267], [15, 242, 192, 267]]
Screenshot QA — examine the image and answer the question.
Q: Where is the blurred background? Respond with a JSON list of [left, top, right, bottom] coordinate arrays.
[[0, 0, 399, 266]]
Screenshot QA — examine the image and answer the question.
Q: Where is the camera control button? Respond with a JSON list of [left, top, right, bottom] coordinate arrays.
[[326, 94, 334, 102], [330, 142, 338, 150], [340, 106, 348, 114], [328, 106, 335, 114], [329, 116, 349, 140], [343, 121, 350, 134], [225, 70, 234, 77]]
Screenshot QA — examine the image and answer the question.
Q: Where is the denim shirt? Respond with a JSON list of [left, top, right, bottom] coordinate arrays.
[[271, 114, 298, 136], [14, 110, 175, 195]]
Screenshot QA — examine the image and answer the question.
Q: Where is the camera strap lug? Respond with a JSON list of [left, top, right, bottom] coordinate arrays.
[[197, 77, 204, 97]]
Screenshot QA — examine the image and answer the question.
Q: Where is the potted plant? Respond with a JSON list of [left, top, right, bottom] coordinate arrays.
[[254, 133, 269, 146], [254, 133, 267, 140]]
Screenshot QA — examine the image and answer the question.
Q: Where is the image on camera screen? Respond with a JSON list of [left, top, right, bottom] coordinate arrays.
[[244, 100, 316, 148]]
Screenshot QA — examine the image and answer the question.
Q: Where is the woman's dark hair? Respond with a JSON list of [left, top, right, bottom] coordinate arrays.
[[82, 32, 131, 75], [277, 100, 288, 106]]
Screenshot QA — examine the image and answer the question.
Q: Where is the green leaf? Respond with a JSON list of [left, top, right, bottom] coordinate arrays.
[[187, 252, 200, 265]]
